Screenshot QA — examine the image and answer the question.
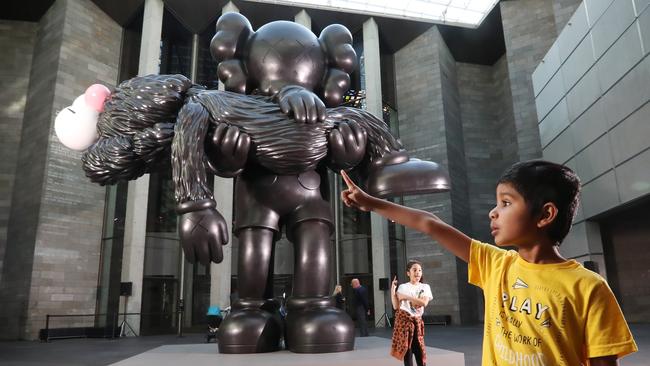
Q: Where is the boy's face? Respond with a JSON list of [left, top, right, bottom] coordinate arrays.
[[489, 183, 537, 247]]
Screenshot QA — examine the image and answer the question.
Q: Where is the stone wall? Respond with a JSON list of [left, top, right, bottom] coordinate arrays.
[[0, 0, 122, 339], [0, 21, 37, 284], [395, 26, 465, 324], [500, 0, 558, 161]]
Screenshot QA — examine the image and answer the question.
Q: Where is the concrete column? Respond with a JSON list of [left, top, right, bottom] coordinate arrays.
[[500, 0, 556, 160], [210, 1, 238, 310], [222, 1, 239, 13], [137, 0, 163, 76], [121, 178, 149, 334], [363, 18, 383, 116], [121, 0, 163, 334], [295, 10, 311, 29], [211, 177, 234, 309], [363, 17, 390, 327]]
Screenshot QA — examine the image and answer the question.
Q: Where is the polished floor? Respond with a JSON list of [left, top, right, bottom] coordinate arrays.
[[110, 336, 463, 366], [0, 324, 646, 366]]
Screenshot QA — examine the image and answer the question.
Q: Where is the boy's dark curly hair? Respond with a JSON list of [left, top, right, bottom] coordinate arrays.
[[498, 160, 581, 245]]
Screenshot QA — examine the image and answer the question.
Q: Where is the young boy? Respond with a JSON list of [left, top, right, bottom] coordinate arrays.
[[340, 160, 637, 366]]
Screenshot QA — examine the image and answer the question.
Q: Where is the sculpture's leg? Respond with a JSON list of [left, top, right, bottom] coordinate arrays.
[[285, 220, 355, 353], [217, 227, 282, 353]]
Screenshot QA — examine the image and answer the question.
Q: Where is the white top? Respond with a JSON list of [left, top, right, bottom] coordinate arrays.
[[397, 282, 433, 317]]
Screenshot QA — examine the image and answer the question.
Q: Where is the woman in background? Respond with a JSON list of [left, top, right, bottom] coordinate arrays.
[[333, 284, 346, 310]]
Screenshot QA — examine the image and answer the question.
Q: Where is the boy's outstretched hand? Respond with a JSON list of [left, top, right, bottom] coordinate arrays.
[[340, 170, 375, 212], [341, 169, 471, 263]]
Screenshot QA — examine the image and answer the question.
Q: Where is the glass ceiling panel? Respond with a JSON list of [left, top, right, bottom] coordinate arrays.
[[243, 0, 500, 28]]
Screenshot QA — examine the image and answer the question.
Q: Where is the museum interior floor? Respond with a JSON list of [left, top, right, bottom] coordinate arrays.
[[0, 324, 647, 366]]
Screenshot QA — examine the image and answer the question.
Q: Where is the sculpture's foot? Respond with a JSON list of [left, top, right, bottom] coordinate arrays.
[[285, 297, 355, 353], [217, 299, 282, 353], [365, 151, 450, 198]]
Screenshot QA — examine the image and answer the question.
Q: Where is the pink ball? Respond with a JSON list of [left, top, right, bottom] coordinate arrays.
[[84, 84, 111, 112]]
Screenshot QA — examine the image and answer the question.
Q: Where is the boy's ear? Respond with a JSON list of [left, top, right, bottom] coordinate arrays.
[[537, 202, 558, 228]]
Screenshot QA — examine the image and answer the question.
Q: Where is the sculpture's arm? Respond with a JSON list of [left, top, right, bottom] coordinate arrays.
[[173, 101, 230, 265], [273, 85, 326, 124], [205, 123, 250, 178], [326, 120, 367, 171]]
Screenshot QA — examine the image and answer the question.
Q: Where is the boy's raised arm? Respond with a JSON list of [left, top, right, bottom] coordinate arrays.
[[340, 170, 471, 262]]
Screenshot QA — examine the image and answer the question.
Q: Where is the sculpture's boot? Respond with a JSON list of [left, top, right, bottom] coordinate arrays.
[[284, 296, 355, 353], [364, 150, 451, 198], [217, 299, 282, 353]]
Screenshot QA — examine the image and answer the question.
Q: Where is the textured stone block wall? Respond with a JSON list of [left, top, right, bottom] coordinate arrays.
[[395, 26, 464, 324], [437, 37, 479, 324], [0, 0, 122, 339], [0, 0, 66, 339], [493, 55, 519, 171], [457, 62, 501, 244], [500, 0, 558, 160], [0, 21, 37, 284]]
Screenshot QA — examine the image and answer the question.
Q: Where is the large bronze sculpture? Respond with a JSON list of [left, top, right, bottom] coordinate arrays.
[[56, 13, 449, 354]]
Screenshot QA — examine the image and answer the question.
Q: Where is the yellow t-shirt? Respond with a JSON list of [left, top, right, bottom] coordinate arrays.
[[469, 240, 637, 365]]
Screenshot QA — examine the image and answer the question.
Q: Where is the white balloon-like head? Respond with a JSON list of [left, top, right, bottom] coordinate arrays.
[[54, 94, 100, 151]]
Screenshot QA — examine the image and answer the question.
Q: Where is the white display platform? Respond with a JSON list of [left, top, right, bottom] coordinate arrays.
[[110, 336, 464, 366]]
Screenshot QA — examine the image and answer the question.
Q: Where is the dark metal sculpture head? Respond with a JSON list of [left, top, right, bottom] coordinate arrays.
[[210, 12, 357, 106]]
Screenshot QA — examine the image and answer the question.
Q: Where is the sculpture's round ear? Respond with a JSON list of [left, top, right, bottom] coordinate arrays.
[[319, 24, 357, 74], [217, 60, 247, 94], [210, 12, 253, 64], [319, 24, 357, 106], [322, 69, 351, 107]]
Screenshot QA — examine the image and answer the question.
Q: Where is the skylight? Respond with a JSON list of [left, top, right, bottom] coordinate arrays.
[[244, 0, 500, 28]]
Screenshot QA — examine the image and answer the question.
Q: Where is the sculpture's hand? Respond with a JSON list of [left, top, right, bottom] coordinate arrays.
[[178, 200, 229, 265], [205, 124, 250, 177], [328, 121, 367, 170], [277, 85, 326, 124]]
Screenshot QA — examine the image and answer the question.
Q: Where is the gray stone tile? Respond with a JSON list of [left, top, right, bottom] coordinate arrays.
[[553, 0, 584, 34], [595, 21, 644, 93], [566, 66, 602, 121], [615, 147, 650, 203], [535, 69, 566, 120], [584, 0, 615, 26], [574, 133, 615, 183], [580, 169, 620, 218], [561, 33, 596, 91], [539, 98, 570, 147], [542, 128, 575, 164], [562, 221, 590, 258], [640, 6, 650, 56], [557, 3, 590, 61], [609, 101, 650, 164], [635, 0, 650, 15], [591, 0, 637, 58], [532, 42, 562, 97], [570, 99, 608, 152], [601, 55, 650, 128]]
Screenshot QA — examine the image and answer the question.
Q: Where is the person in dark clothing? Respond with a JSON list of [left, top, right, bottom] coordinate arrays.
[[333, 284, 346, 310], [351, 278, 370, 337]]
